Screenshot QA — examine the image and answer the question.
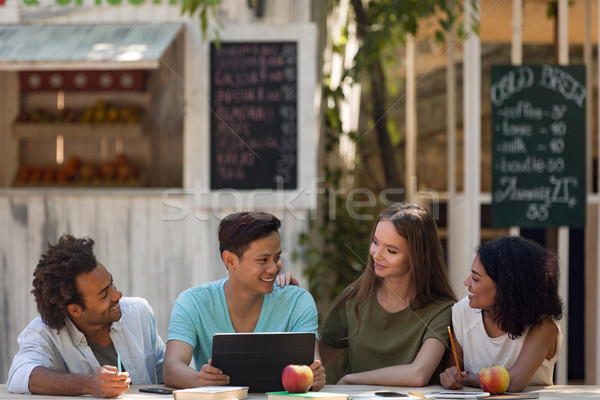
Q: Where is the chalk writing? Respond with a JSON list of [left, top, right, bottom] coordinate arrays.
[[210, 42, 298, 190], [490, 66, 534, 106], [539, 65, 586, 108], [491, 65, 586, 227]]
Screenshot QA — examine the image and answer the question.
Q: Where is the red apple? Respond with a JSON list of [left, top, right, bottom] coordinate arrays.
[[479, 365, 510, 394], [281, 364, 313, 393]]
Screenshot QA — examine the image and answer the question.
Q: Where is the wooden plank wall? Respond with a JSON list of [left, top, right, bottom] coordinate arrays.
[[0, 193, 310, 383], [0, 71, 19, 188], [0, 0, 323, 384]]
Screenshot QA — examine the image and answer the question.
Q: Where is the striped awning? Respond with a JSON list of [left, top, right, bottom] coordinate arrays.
[[0, 24, 182, 70]]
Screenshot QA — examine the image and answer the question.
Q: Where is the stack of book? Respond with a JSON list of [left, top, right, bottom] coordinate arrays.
[[173, 386, 249, 400]]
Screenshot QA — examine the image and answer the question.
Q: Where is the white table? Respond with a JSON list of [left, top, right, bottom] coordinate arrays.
[[1, 384, 599, 400]]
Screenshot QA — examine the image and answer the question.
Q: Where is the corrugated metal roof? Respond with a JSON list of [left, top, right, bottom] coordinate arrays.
[[0, 24, 182, 71]]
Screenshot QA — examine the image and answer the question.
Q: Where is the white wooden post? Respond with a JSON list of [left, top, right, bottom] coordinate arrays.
[[406, 35, 417, 202], [508, 0, 522, 238], [595, 0, 600, 384], [445, 1, 461, 295], [464, 0, 481, 281], [446, 7, 456, 198], [448, 0, 481, 298], [582, 0, 596, 384], [555, 0, 569, 386]]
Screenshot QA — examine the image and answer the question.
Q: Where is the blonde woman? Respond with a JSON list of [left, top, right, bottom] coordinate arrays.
[[319, 202, 456, 386]]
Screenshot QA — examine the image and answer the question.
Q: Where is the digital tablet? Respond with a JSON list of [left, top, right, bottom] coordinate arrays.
[[435, 392, 490, 399], [211, 332, 315, 393]]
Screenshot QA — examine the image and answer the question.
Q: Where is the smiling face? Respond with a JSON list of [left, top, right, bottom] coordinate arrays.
[[227, 231, 282, 295], [70, 263, 123, 326], [369, 220, 412, 282], [464, 256, 497, 311]]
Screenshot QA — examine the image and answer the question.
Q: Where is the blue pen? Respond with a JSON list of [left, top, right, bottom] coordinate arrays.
[[117, 353, 122, 372]]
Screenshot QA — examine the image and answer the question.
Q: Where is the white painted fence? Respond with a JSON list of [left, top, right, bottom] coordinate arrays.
[[0, 192, 310, 382]]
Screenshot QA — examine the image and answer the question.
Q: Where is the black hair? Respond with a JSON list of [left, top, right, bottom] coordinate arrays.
[[478, 236, 563, 338], [218, 212, 281, 259], [31, 234, 98, 330]]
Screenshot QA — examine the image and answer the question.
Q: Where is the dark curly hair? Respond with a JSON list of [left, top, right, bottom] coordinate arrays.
[[31, 234, 98, 330], [478, 236, 563, 339]]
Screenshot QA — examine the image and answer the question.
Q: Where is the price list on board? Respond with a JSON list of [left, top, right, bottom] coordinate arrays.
[[491, 65, 586, 227], [210, 42, 298, 190]]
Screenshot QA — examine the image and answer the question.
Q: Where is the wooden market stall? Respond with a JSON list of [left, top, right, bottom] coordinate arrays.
[[0, 1, 321, 382]]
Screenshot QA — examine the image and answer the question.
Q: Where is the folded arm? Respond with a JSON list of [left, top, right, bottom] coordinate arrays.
[[440, 318, 559, 392], [506, 318, 559, 392], [28, 365, 130, 398], [337, 337, 445, 387]]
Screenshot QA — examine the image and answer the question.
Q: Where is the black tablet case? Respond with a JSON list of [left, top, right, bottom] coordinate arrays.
[[211, 332, 315, 393]]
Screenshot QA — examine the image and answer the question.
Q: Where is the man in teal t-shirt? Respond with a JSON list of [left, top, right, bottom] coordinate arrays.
[[163, 212, 325, 391]]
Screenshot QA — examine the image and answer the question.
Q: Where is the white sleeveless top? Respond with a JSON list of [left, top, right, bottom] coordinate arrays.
[[452, 297, 562, 386]]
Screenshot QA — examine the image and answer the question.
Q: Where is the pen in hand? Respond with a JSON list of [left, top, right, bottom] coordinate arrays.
[[447, 326, 461, 373], [117, 353, 122, 373]]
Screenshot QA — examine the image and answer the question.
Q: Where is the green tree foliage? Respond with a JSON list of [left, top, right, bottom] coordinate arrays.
[[180, 0, 221, 41], [302, 0, 469, 307], [180, 0, 470, 307], [347, 0, 467, 191]]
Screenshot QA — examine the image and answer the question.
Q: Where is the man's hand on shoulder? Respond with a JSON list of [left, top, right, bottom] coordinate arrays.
[[87, 366, 130, 398], [275, 272, 299, 288]]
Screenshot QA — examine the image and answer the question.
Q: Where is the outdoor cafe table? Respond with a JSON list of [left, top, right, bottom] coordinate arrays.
[[1, 384, 600, 400]]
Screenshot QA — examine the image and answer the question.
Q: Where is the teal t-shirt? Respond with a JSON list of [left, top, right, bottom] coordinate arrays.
[[167, 278, 318, 370]]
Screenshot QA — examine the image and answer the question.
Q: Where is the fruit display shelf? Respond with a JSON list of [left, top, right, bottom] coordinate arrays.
[[12, 173, 145, 188], [12, 122, 143, 139], [12, 178, 144, 188], [13, 154, 144, 188]]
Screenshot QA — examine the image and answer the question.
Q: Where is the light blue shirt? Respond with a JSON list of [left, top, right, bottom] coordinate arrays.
[[7, 297, 166, 394], [167, 278, 318, 369]]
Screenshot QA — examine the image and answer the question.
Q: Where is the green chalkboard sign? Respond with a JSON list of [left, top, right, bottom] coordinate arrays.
[[491, 65, 586, 228]]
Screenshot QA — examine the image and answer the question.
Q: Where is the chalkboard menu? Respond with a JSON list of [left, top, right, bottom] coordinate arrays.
[[210, 42, 298, 190], [491, 65, 586, 227]]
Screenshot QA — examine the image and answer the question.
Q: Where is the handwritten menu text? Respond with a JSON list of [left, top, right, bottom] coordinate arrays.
[[210, 42, 298, 190], [491, 65, 586, 227]]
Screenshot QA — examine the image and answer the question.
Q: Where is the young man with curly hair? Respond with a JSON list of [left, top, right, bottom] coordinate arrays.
[[7, 234, 165, 398]]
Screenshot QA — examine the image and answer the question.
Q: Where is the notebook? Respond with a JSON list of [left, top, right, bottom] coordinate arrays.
[[267, 391, 349, 400], [486, 394, 540, 400], [434, 392, 490, 399], [211, 332, 316, 393], [348, 393, 434, 400]]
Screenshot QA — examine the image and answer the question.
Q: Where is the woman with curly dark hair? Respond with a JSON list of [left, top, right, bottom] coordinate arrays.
[[440, 236, 563, 392]]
